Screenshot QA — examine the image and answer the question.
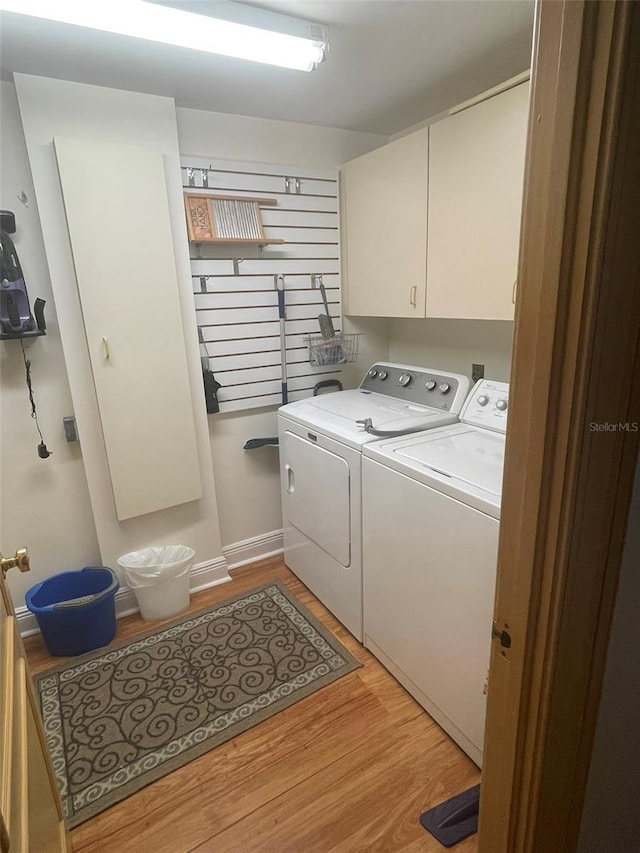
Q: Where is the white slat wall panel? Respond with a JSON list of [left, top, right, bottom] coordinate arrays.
[[191, 258, 339, 276], [182, 157, 342, 413]]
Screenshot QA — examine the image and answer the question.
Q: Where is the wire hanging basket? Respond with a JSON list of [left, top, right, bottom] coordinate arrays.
[[305, 333, 361, 366]]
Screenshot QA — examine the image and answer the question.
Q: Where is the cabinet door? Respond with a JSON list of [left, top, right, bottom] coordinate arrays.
[[340, 129, 428, 318], [427, 82, 529, 320], [55, 136, 202, 521]]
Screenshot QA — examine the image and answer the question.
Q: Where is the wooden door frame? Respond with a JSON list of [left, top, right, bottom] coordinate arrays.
[[479, 1, 640, 850]]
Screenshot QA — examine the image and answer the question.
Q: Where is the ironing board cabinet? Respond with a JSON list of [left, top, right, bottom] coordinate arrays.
[[54, 136, 202, 521]]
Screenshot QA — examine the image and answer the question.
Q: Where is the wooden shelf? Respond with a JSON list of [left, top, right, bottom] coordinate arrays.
[[193, 238, 285, 246], [184, 192, 282, 244], [190, 194, 279, 206]]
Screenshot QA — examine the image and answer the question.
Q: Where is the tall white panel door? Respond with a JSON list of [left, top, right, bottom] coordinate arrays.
[[427, 82, 529, 320], [55, 136, 202, 521]]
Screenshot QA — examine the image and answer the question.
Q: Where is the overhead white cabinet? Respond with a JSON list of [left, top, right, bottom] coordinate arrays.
[[427, 82, 529, 320], [339, 80, 529, 321], [340, 129, 428, 318], [55, 136, 202, 521]]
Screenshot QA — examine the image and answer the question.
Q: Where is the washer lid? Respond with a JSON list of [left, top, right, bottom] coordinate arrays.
[[393, 426, 506, 495]]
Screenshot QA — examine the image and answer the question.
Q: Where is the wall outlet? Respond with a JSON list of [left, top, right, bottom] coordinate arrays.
[[63, 416, 78, 442], [472, 363, 485, 383]]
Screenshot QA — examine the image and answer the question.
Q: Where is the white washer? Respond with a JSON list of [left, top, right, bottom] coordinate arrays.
[[278, 363, 470, 641], [362, 379, 509, 766]]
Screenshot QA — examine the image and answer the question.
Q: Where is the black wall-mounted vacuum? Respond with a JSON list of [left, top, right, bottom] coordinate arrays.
[[1, 212, 50, 458], [0, 218, 40, 335]]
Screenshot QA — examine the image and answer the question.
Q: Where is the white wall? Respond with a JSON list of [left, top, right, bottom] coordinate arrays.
[[388, 317, 514, 382], [0, 81, 101, 604], [0, 85, 389, 610], [1, 75, 514, 603], [13, 75, 224, 584], [578, 455, 640, 851], [176, 107, 387, 167], [176, 106, 390, 551]]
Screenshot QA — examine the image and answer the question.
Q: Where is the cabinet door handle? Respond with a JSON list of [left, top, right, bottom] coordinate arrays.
[[102, 336, 111, 359], [512, 280, 518, 304], [285, 464, 295, 494], [409, 285, 417, 308]]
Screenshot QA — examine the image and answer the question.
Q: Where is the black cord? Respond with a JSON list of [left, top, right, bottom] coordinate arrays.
[[20, 339, 49, 454]]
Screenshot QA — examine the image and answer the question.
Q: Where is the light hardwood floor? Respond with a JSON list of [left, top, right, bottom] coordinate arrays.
[[25, 556, 480, 852]]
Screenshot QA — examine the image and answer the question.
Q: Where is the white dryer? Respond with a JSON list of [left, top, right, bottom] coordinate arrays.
[[362, 379, 509, 766], [278, 363, 470, 641]]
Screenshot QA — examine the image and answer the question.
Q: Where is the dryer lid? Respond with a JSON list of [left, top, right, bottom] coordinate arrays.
[[279, 390, 457, 448], [393, 426, 506, 496]]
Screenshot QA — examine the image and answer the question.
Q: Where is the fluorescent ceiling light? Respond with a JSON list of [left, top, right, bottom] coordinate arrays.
[[0, 0, 328, 72]]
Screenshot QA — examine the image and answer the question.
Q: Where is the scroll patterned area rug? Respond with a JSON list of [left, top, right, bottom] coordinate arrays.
[[34, 581, 360, 828]]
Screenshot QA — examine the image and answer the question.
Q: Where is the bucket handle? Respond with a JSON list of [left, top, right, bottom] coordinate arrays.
[[48, 567, 119, 611]]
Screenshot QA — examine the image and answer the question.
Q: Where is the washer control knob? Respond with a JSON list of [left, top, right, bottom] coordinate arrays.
[[496, 399, 508, 411], [425, 380, 436, 391], [478, 395, 489, 406], [438, 383, 451, 394], [368, 368, 378, 378], [398, 373, 412, 387], [378, 370, 388, 380]]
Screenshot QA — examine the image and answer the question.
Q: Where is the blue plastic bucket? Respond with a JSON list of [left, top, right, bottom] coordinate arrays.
[[25, 566, 119, 656]]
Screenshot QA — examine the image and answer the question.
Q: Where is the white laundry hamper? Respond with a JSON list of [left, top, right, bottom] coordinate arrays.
[[117, 545, 194, 620]]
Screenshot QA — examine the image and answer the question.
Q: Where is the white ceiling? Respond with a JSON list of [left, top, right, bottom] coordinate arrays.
[[0, 1, 535, 136]]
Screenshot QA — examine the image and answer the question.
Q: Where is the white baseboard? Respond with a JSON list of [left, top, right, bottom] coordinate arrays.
[[17, 610, 44, 639], [190, 555, 232, 592], [16, 531, 283, 638], [223, 529, 283, 570], [111, 555, 232, 621]]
